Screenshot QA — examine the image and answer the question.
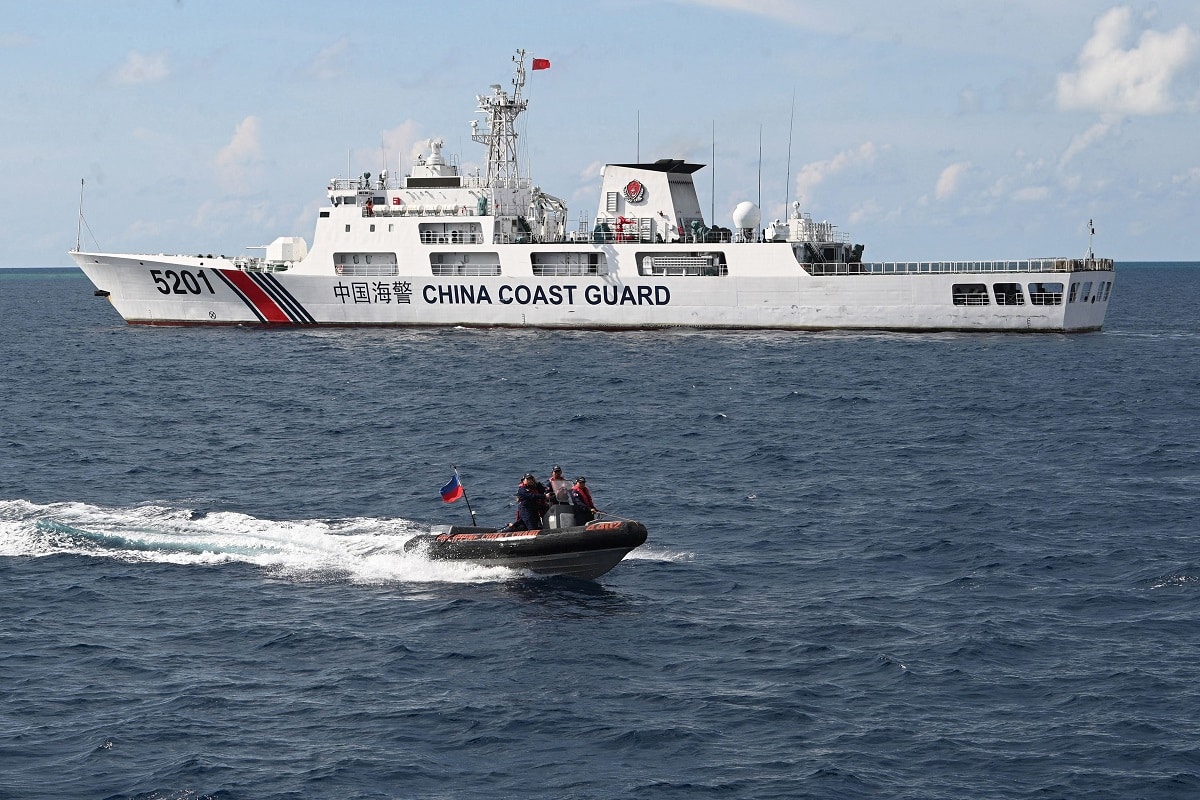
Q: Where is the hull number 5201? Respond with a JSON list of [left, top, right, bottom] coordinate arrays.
[[150, 269, 215, 295]]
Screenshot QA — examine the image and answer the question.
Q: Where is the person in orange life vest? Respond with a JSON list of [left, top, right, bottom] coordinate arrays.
[[570, 476, 597, 524], [546, 465, 571, 505]]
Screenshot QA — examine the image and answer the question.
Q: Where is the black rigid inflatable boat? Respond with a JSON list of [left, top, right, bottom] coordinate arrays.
[[404, 516, 648, 580]]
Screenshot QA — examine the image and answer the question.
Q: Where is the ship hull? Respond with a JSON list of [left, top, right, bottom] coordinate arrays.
[[404, 520, 649, 580], [72, 250, 1113, 332]]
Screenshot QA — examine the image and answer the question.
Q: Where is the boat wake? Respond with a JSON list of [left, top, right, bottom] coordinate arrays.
[[0, 499, 520, 584], [624, 544, 693, 564]]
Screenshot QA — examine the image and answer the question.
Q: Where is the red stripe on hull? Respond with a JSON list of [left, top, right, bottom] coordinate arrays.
[[219, 269, 291, 323]]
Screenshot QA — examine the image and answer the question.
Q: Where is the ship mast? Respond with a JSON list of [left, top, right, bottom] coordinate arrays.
[[471, 49, 528, 189]]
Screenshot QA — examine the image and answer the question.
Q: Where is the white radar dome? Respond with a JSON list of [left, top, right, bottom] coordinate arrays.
[[732, 201, 761, 230]]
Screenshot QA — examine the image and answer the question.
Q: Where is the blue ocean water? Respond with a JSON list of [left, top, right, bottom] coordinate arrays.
[[2, 264, 1199, 799]]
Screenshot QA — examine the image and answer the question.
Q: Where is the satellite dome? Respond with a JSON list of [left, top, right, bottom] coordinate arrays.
[[732, 201, 761, 229]]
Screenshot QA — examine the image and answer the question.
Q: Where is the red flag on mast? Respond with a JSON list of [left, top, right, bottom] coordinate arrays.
[[532, 58, 551, 70]]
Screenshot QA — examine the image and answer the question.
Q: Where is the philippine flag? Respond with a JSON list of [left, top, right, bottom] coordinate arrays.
[[440, 474, 465, 503]]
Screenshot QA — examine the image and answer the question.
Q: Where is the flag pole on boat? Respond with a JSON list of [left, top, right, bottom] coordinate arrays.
[[441, 465, 478, 526]]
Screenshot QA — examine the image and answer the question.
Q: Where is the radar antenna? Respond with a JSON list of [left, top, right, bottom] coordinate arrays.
[[471, 49, 529, 189]]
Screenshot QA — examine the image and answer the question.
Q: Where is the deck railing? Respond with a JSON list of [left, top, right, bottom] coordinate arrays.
[[805, 258, 1114, 276]]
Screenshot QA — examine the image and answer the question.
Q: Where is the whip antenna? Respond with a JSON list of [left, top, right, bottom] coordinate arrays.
[[74, 179, 100, 252], [785, 89, 795, 221], [75, 179, 84, 252]]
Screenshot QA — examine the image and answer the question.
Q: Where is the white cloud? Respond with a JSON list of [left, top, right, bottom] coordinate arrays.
[[192, 198, 272, 237], [110, 50, 170, 85], [957, 86, 982, 115], [346, 123, 461, 185], [1012, 186, 1051, 202], [670, 0, 824, 27], [579, 161, 606, 181], [794, 142, 877, 206], [125, 219, 163, 240], [1059, 114, 1123, 167], [847, 198, 882, 226], [1173, 166, 1200, 184], [935, 161, 971, 201], [215, 116, 263, 195], [371, 121, 428, 177], [1056, 6, 1198, 114], [309, 37, 350, 80], [0, 33, 32, 48]]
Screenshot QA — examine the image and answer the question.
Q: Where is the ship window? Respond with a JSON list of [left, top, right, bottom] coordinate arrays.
[[334, 252, 398, 276], [1078, 281, 1093, 302], [1028, 282, 1063, 305], [1101, 281, 1112, 300], [1068, 282, 1079, 302], [532, 252, 609, 276], [420, 222, 484, 245], [430, 252, 502, 276], [636, 252, 728, 277], [345, 225, 351, 233], [406, 177, 462, 188], [952, 284, 990, 305], [993, 283, 1025, 305], [320, 211, 330, 218], [369, 224, 376, 232]]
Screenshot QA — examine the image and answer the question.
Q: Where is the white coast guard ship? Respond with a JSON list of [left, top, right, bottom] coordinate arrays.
[[72, 50, 1113, 332]]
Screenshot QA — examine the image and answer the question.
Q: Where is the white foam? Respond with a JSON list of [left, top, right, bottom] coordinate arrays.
[[0, 498, 521, 585], [625, 544, 693, 563]]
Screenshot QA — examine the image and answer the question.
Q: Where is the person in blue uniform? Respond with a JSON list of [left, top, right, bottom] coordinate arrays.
[[515, 473, 548, 531]]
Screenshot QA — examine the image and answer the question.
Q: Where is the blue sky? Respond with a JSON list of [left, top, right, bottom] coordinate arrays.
[[4, 1, 1198, 265]]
